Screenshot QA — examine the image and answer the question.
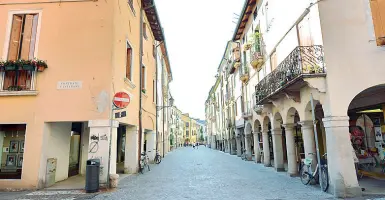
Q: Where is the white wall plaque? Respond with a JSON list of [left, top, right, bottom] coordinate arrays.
[[57, 81, 83, 90]]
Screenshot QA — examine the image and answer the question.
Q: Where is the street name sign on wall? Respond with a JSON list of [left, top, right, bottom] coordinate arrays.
[[113, 92, 130, 109], [57, 81, 82, 90]]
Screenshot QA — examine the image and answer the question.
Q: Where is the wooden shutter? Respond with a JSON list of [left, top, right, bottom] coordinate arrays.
[[126, 47, 132, 80], [297, 16, 313, 46], [370, 0, 385, 46], [20, 15, 34, 60], [8, 15, 23, 60]]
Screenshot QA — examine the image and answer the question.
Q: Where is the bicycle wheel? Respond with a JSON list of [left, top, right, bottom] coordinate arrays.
[[320, 166, 329, 192], [300, 165, 311, 185]]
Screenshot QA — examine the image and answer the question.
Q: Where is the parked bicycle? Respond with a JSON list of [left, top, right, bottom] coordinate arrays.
[[139, 152, 150, 174], [154, 150, 162, 164], [300, 153, 329, 192], [241, 149, 247, 160]]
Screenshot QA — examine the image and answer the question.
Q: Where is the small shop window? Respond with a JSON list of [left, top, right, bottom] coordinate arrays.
[[0, 124, 26, 179]]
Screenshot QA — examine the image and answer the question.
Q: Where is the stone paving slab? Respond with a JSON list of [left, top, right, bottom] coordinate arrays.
[[92, 147, 336, 200]]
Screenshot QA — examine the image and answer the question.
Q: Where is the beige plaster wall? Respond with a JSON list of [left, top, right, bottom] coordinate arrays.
[[318, 0, 385, 116]]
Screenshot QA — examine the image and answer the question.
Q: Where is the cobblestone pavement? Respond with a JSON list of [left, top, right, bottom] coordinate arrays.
[[94, 147, 336, 200]]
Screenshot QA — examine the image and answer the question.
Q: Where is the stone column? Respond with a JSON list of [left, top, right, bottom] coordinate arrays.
[[245, 134, 252, 161], [236, 135, 242, 157], [323, 116, 361, 197], [262, 130, 271, 167], [282, 123, 297, 176], [88, 119, 119, 187], [124, 125, 139, 174], [299, 120, 317, 169], [253, 132, 261, 163], [272, 128, 284, 171], [230, 138, 237, 155]]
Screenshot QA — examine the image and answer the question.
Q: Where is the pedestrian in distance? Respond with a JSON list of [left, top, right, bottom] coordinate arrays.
[[193, 144, 195, 149], [196, 143, 198, 149]]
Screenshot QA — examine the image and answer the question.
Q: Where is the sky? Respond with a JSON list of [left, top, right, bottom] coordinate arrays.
[[155, 0, 245, 120]]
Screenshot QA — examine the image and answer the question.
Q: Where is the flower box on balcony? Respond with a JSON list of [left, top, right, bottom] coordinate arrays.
[[0, 59, 47, 72], [234, 62, 241, 69], [7, 85, 23, 91], [240, 74, 249, 82], [251, 52, 264, 70], [244, 43, 252, 51]]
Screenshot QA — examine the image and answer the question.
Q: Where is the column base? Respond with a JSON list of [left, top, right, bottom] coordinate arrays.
[[276, 168, 285, 172], [255, 160, 262, 163], [288, 173, 299, 177], [264, 164, 271, 167], [332, 184, 362, 198]]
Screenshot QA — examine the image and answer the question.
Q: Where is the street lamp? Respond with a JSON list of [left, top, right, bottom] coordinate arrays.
[[157, 96, 174, 111]]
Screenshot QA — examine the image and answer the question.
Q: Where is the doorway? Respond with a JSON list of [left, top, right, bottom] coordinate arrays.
[[68, 122, 82, 177], [117, 125, 126, 174]]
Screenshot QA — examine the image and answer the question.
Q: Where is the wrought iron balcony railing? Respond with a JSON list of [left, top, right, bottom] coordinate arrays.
[[254, 45, 325, 105]]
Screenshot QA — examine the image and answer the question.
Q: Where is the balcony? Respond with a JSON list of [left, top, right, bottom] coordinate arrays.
[[254, 45, 325, 105], [242, 101, 253, 119], [232, 46, 241, 62], [250, 42, 264, 71], [239, 65, 249, 83]]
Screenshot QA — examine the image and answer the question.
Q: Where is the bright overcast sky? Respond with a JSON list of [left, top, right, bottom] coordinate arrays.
[[156, 0, 245, 120]]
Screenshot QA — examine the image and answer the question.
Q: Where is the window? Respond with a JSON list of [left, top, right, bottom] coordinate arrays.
[[2, 14, 39, 91], [141, 65, 146, 91], [143, 22, 148, 40], [128, 0, 135, 15], [253, 6, 258, 20], [126, 42, 133, 81], [369, 0, 385, 46]]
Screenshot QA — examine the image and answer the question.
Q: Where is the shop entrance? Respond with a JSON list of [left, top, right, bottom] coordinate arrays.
[[68, 122, 83, 177], [348, 84, 385, 193], [0, 124, 26, 179]]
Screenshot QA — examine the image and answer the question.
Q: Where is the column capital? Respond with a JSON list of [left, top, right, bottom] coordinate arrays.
[[298, 120, 313, 128], [262, 130, 269, 135], [272, 128, 282, 135], [253, 132, 260, 136], [322, 116, 350, 128], [282, 123, 295, 129]]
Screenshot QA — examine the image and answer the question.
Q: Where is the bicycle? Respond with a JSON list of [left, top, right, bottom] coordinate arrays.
[[139, 152, 150, 174], [241, 149, 247, 160], [154, 150, 162, 164], [300, 153, 329, 192]]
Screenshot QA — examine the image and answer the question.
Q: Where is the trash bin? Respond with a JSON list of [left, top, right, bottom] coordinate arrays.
[[85, 159, 100, 193]]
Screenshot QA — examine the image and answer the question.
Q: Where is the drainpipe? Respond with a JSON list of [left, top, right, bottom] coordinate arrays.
[[155, 41, 163, 154], [138, 7, 144, 170]]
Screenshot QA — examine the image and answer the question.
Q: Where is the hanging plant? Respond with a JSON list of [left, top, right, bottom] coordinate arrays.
[[142, 89, 146, 93]]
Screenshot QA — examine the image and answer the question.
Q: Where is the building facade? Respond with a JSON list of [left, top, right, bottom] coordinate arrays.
[[0, 0, 173, 190], [205, 0, 385, 198]]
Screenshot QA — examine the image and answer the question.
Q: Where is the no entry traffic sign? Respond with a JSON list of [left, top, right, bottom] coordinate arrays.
[[113, 92, 130, 109]]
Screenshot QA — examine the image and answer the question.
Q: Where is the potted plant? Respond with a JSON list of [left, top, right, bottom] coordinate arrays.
[[142, 89, 146, 93], [0, 60, 4, 71], [234, 62, 241, 69], [33, 59, 48, 72], [7, 85, 22, 91]]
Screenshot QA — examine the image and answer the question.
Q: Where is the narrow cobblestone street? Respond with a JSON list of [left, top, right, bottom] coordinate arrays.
[[95, 147, 334, 200]]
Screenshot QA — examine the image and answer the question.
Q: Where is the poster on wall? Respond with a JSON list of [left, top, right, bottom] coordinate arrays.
[[9, 141, 19, 153], [19, 141, 24, 153], [6, 154, 16, 166]]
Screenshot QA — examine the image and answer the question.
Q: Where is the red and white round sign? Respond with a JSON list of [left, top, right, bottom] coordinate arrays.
[[113, 92, 130, 109]]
